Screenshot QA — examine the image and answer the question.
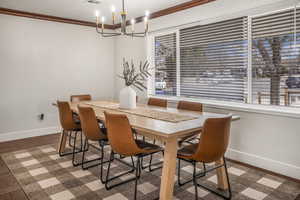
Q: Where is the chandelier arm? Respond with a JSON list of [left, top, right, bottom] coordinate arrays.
[[96, 27, 121, 36], [124, 33, 147, 37], [100, 33, 122, 37]]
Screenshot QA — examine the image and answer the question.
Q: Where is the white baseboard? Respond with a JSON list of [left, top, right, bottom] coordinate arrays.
[[227, 148, 300, 180], [0, 127, 61, 142]]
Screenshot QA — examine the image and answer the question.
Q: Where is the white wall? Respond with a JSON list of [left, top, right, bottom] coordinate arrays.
[[114, 0, 300, 179], [0, 15, 115, 141]]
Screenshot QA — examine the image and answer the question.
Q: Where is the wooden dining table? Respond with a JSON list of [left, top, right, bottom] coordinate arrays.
[[56, 100, 240, 200]]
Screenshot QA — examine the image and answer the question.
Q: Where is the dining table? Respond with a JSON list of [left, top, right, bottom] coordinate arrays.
[[55, 100, 240, 200]]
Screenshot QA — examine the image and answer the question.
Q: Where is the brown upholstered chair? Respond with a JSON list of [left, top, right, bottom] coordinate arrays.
[[177, 101, 203, 145], [70, 94, 92, 102], [177, 100, 203, 112], [57, 101, 83, 163], [147, 97, 167, 107], [77, 106, 110, 179], [177, 115, 232, 200], [104, 112, 163, 200]]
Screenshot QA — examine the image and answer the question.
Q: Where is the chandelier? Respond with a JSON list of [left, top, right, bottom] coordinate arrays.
[[95, 0, 149, 37]]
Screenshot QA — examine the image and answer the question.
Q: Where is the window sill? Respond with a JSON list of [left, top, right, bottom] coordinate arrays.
[[149, 95, 300, 119]]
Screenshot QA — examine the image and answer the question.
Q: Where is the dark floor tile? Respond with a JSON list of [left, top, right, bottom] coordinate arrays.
[[0, 174, 21, 195], [0, 158, 10, 176], [0, 189, 28, 200]]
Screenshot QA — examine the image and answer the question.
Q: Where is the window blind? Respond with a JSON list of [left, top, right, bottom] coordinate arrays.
[[252, 8, 300, 106], [154, 33, 177, 96], [179, 17, 248, 102]]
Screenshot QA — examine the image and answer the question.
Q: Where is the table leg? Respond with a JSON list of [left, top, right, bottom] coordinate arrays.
[[57, 130, 67, 153], [216, 157, 228, 190], [159, 137, 178, 200]]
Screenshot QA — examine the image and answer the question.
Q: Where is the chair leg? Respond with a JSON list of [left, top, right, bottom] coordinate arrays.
[[194, 157, 232, 200], [105, 151, 137, 190], [99, 141, 112, 183], [177, 158, 206, 186], [80, 139, 107, 170], [72, 131, 79, 166], [134, 157, 141, 200], [59, 130, 79, 157], [193, 161, 198, 200], [223, 158, 232, 200]]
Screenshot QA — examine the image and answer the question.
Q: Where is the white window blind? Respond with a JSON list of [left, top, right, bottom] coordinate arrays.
[[154, 33, 177, 96], [252, 8, 300, 106], [179, 17, 248, 102]]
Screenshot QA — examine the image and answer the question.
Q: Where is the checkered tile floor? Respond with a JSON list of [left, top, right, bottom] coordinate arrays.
[[1, 143, 299, 200]]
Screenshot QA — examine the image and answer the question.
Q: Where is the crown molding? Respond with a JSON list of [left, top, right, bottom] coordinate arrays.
[[0, 7, 115, 29], [0, 0, 215, 30]]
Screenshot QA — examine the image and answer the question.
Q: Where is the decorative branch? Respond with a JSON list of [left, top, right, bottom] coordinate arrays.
[[119, 58, 152, 91]]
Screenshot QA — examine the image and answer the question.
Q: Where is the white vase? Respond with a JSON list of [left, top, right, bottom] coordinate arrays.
[[119, 86, 136, 109]]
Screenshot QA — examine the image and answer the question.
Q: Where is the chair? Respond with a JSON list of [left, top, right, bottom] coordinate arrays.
[[57, 101, 83, 164], [177, 101, 202, 112], [147, 97, 167, 107], [177, 115, 232, 200], [139, 97, 167, 171], [104, 112, 163, 200], [70, 94, 92, 102], [77, 106, 110, 179], [177, 101, 203, 145]]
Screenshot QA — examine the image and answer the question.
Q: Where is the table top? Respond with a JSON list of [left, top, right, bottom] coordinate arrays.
[[67, 101, 240, 140]]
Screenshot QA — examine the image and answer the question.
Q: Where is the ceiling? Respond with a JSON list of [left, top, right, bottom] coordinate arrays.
[[0, 0, 192, 24]]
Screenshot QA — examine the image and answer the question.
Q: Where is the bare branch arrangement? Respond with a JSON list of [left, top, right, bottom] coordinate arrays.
[[118, 58, 152, 91]]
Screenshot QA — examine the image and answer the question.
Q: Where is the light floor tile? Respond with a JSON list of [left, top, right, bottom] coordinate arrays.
[[15, 152, 31, 159], [59, 161, 72, 168], [41, 147, 56, 153], [137, 182, 158, 194], [71, 170, 91, 178], [38, 177, 60, 189], [29, 167, 48, 176], [85, 180, 104, 191], [257, 177, 282, 189], [21, 159, 39, 167], [186, 186, 209, 198], [241, 188, 268, 200], [49, 154, 60, 160], [50, 190, 74, 200], [228, 167, 246, 176], [86, 154, 99, 160], [207, 175, 218, 184], [182, 165, 194, 173], [103, 193, 128, 200]]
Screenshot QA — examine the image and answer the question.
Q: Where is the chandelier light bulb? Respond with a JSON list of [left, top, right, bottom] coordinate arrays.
[[145, 10, 150, 17], [95, 10, 100, 17], [101, 16, 105, 23], [131, 18, 135, 25], [144, 16, 148, 22], [111, 5, 116, 13]]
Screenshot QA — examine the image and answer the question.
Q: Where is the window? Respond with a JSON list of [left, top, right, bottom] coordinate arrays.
[[154, 33, 177, 96], [251, 8, 300, 106], [152, 7, 300, 107], [180, 17, 248, 102]]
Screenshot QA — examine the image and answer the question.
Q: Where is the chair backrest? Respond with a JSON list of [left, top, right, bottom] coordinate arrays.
[[57, 101, 77, 131], [104, 112, 142, 156], [177, 101, 203, 112], [193, 115, 232, 163], [147, 98, 167, 108], [70, 94, 92, 102], [78, 106, 106, 141]]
